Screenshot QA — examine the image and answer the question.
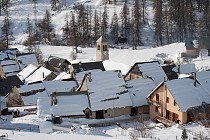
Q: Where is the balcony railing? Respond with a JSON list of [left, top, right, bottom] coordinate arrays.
[[148, 99, 161, 107]]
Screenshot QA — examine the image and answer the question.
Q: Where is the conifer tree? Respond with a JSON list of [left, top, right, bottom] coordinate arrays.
[[1, 14, 12, 49], [110, 9, 119, 44], [38, 10, 54, 44], [132, 0, 142, 46], [181, 129, 188, 140], [101, 3, 108, 37], [120, 0, 129, 39], [93, 9, 100, 42], [69, 12, 79, 53]]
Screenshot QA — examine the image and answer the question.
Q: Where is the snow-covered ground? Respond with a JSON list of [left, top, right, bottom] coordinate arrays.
[[1, 0, 210, 139], [1, 115, 210, 140]]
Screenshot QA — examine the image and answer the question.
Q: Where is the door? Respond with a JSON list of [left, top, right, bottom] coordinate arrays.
[[96, 110, 104, 119]]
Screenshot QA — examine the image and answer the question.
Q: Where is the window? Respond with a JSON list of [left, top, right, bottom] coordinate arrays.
[[105, 110, 107, 113], [174, 100, 177, 106], [103, 45, 107, 51], [155, 106, 158, 112], [97, 45, 100, 50], [166, 97, 169, 103], [156, 94, 159, 102]]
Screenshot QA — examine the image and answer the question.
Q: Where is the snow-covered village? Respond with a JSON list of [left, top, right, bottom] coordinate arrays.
[[0, 0, 210, 139]]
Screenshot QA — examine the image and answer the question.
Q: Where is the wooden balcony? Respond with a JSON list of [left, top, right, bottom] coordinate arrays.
[[154, 115, 176, 127], [148, 99, 161, 107]]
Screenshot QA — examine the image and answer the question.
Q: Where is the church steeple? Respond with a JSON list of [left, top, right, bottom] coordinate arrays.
[[96, 35, 109, 61]]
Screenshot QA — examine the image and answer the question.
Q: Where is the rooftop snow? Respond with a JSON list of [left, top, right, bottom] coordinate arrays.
[[196, 70, 210, 95], [137, 61, 167, 85], [1, 59, 17, 66], [127, 78, 156, 107], [17, 64, 38, 81], [22, 90, 49, 106], [179, 63, 196, 74], [18, 83, 45, 94], [24, 67, 52, 84], [2, 64, 20, 73], [166, 78, 210, 112], [51, 94, 90, 116], [85, 70, 132, 111], [43, 80, 78, 95], [17, 53, 38, 69], [53, 72, 71, 80]]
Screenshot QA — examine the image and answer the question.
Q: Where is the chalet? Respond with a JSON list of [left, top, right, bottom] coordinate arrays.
[[147, 78, 210, 125], [45, 56, 71, 72], [199, 36, 210, 56], [185, 38, 199, 58], [124, 61, 167, 85], [127, 78, 156, 116], [78, 70, 132, 119]]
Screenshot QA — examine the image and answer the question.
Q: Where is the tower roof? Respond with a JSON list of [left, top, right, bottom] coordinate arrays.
[[96, 35, 107, 43]]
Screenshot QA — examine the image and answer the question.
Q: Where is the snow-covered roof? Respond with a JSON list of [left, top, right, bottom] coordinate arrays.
[[0, 52, 8, 61], [18, 83, 45, 94], [137, 61, 167, 85], [96, 35, 107, 43], [127, 78, 156, 107], [196, 70, 210, 94], [17, 53, 38, 69], [1, 59, 17, 66], [85, 70, 132, 111], [6, 72, 19, 77], [43, 80, 78, 95], [53, 72, 71, 80], [22, 90, 49, 106], [165, 78, 210, 112], [76, 69, 102, 85], [24, 67, 52, 84], [103, 60, 131, 75], [37, 97, 51, 117], [179, 64, 196, 74], [2, 64, 20, 73], [0, 96, 7, 109], [17, 64, 38, 81], [51, 94, 89, 116]]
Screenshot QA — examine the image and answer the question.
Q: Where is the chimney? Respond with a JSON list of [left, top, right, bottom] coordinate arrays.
[[192, 72, 196, 86], [87, 72, 92, 82], [177, 64, 180, 74], [118, 70, 121, 78]]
